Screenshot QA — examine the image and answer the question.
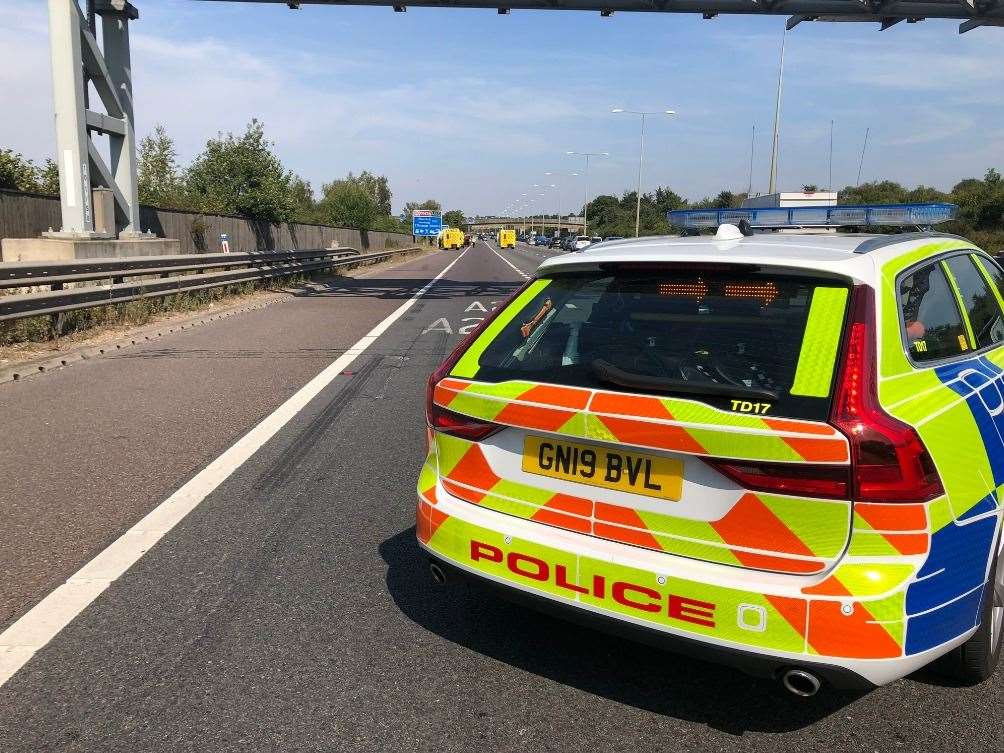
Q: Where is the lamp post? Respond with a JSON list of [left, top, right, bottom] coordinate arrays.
[[544, 172, 564, 238], [566, 151, 608, 237], [611, 108, 676, 238], [768, 28, 787, 195]]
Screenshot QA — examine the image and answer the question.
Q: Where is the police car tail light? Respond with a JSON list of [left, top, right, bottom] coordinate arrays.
[[428, 404, 503, 441], [703, 459, 849, 499], [829, 286, 944, 503], [424, 280, 535, 440]]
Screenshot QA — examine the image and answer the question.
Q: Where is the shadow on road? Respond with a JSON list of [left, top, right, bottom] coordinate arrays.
[[379, 526, 865, 735], [295, 276, 521, 302]]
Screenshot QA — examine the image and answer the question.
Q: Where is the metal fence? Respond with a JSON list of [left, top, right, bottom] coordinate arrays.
[[0, 246, 421, 323]]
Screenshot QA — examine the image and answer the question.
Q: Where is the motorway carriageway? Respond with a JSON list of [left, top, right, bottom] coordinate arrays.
[[0, 241, 1001, 751]]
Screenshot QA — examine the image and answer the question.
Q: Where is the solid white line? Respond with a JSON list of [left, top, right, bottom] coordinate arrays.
[[485, 242, 531, 280], [0, 246, 472, 688]]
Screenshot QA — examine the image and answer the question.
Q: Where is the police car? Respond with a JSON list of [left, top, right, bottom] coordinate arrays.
[[416, 203, 1004, 695]]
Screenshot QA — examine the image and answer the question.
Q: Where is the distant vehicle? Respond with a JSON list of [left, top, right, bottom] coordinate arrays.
[[572, 235, 592, 251], [440, 228, 465, 250], [591, 236, 602, 245], [603, 236, 625, 242], [534, 236, 550, 246], [549, 237, 564, 249], [561, 235, 577, 252], [498, 229, 517, 249]]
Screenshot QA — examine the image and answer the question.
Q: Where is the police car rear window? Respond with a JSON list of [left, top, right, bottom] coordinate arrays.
[[459, 269, 850, 420]]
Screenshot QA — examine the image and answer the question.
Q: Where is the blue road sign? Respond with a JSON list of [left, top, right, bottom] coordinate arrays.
[[412, 211, 443, 237]]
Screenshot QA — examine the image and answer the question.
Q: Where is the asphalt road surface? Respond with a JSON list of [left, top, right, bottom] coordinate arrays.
[[0, 241, 1001, 752]]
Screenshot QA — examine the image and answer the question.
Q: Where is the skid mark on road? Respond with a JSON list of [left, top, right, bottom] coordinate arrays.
[[0, 246, 472, 688], [251, 354, 384, 495]]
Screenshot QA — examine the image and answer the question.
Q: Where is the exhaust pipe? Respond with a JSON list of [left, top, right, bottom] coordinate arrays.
[[429, 561, 447, 585], [781, 668, 821, 697]]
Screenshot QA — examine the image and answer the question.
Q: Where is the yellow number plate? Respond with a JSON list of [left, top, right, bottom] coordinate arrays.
[[522, 436, 683, 501]]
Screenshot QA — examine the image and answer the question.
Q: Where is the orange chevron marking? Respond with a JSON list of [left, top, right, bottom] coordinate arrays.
[[446, 445, 501, 491], [420, 483, 438, 505], [532, 507, 592, 534], [777, 435, 849, 463], [855, 503, 927, 532], [883, 532, 929, 555], [764, 595, 808, 638], [442, 479, 488, 505], [434, 383, 459, 407], [594, 502, 663, 550], [590, 392, 674, 420], [417, 500, 450, 543], [517, 384, 591, 410], [596, 414, 706, 455], [712, 493, 815, 558], [545, 493, 593, 517], [531, 493, 593, 534], [801, 575, 852, 597], [728, 550, 825, 574], [493, 401, 576, 432], [807, 600, 901, 659]]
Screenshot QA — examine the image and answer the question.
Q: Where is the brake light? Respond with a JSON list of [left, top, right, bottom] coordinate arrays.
[[829, 285, 943, 502], [703, 459, 849, 499], [425, 279, 534, 440]]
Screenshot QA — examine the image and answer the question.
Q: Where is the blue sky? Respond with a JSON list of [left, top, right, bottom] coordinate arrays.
[[2, 0, 1002, 216]]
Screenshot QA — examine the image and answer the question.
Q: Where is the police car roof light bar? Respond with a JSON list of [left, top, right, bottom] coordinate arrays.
[[667, 203, 959, 230]]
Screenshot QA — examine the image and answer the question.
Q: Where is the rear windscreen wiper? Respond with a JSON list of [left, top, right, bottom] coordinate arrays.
[[589, 359, 778, 401]]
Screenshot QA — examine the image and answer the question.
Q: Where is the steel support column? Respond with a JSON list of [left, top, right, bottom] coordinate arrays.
[[46, 0, 141, 239]]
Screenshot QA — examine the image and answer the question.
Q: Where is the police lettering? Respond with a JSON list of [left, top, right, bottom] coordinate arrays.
[[469, 540, 717, 629]]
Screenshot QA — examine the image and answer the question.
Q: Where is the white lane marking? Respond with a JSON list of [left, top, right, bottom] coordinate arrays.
[[0, 246, 472, 688], [485, 242, 531, 280]]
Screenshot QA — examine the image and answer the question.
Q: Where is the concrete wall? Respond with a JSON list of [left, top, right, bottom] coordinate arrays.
[[0, 189, 416, 256]]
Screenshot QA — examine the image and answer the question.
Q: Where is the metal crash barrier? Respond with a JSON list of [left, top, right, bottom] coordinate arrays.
[[0, 246, 423, 323]]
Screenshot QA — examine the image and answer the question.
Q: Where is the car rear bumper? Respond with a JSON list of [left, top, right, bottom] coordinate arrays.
[[417, 490, 971, 688]]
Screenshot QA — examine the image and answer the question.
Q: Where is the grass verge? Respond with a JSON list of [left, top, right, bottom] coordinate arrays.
[[0, 275, 306, 348]]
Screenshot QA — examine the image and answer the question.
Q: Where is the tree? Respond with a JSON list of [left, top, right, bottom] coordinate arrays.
[[370, 214, 409, 233], [802, 184, 819, 193], [952, 169, 1004, 231], [348, 171, 392, 215], [839, 180, 908, 206], [653, 186, 687, 214], [137, 124, 183, 207], [714, 190, 738, 208], [317, 179, 377, 229], [36, 159, 59, 196], [443, 209, 465, 229], [185, 119, 295, 224], [288, 175, 316, 222], [0, 149, 41, 192]]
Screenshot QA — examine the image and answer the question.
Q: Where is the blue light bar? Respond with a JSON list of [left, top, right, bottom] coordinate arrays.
[[668, 203, 959, 230]]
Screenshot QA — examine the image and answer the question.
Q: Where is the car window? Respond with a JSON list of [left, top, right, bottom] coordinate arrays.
[[945, 255, 1004, 350], [899, 262, 969, 362], [461, 269, 850, 420], [976, 254, 1004, 304]]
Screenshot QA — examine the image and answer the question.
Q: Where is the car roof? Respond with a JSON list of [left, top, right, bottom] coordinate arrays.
[[535, 231, 980, 285]]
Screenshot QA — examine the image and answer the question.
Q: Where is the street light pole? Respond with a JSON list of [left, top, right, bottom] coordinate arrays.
[[768, 28, 787, 195], [567, 151, 608, 237], [612, 108, 676, 238]]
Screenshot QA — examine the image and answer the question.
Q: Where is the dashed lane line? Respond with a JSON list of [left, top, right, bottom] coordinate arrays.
[[484, 242, 532, 280], [0, 246, 473, 688]]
